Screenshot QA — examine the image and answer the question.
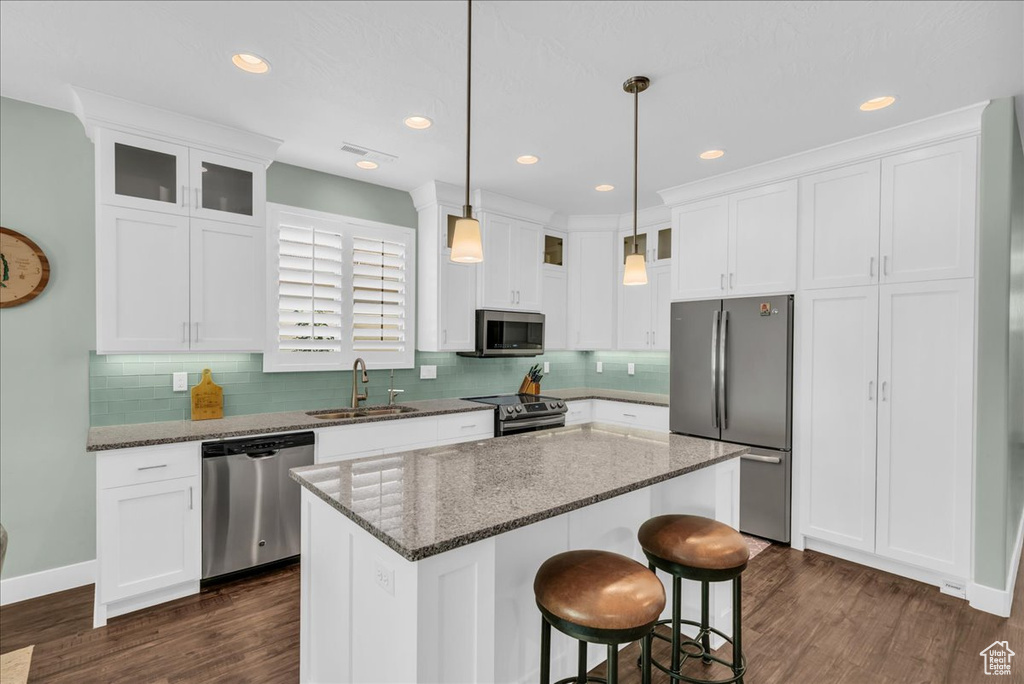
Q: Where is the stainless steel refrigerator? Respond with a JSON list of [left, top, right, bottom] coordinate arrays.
[[670, 295, 793, 543]]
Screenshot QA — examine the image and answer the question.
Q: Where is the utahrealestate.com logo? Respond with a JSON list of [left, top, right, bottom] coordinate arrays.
[[980, 641, 1015, 676]]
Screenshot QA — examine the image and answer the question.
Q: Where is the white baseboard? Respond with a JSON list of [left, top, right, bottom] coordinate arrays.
[[804, 538, 959, 590], [0, 560, 96, 606], [969, 509, 1024, 618]]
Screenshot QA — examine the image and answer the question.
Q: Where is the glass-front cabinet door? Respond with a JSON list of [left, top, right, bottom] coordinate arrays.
[[189, 149, 265, 226], [620, 227, 671, 265], [99, 130, 190, 216]]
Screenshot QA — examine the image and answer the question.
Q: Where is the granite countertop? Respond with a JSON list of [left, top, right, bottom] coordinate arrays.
[[546, 388, 669, 407], [86, 399, 491, 452], [290, 423, 746, 561]]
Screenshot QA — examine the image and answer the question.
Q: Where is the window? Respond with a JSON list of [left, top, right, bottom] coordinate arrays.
[[264, 204, 416, 371]]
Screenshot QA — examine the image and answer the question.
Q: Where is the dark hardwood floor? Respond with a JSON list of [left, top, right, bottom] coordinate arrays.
[[2, 547, 1022, 683]]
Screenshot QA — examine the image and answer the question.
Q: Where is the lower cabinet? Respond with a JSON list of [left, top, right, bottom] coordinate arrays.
[[592, 400, 669, 432], [316, 411, 494, 464]]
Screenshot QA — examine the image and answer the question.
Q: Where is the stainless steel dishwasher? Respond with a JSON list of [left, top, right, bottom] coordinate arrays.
[[201, 431, 315, 579]]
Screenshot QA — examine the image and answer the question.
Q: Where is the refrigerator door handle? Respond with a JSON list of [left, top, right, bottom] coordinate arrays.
[[711, 310, 721, 428], [719, 310, 729, 429], [741, 453, 782, 464]]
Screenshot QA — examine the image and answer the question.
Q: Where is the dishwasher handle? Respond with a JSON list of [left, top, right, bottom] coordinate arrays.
[[202, 431, 315, 458], [245, 449, 280, 459]]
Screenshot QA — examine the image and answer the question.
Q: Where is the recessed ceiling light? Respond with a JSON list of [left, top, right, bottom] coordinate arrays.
[[595, 184, 615, 192], [355, 160, 379, 170], [516, 155, 540, 165], [859, 96, 896, 112], [699, 149, 725, 160], [231, 53, 270, 74], [404, 116, 433, 130]]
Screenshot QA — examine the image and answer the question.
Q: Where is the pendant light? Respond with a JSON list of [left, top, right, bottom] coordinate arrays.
[[622, 75, 650, 286], [450, 0, 484, 263]]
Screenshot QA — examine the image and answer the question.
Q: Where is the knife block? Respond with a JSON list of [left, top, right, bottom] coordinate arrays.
[[518, 378, 540, 395]]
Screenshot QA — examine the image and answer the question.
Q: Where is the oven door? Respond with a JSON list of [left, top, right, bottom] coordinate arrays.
[[498, 413, 565, 436], [473, 310, 545, 357]]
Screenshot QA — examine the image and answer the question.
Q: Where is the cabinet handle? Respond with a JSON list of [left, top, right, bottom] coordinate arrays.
[[194, 322, 200, 343], [623, 413, 638, 419], [180, 185, 187, 208], [189, 486, 194, 510], [511, 289, 515, 304], [720, 273, 725, 291], [137, 464, 168, 471], [883, 255, 890, 276], [868, 380, 875, 401], [881, 380, 889, 402], [443, 329, 448, 344], [194, 187, 200, 210], [729, 272, 735, 289], [646, 331, 650, 345], [652, 330, 656, 346], [869, 257, 875, 277], [516, 290, 520, 304]]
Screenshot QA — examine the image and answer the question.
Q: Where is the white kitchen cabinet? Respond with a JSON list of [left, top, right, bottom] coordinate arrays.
[[651, 267, 671, 350], [98, 129, 191, 217], [799, 287, 879, 552], [188, 148, 266, 227], [592, 401, 669, 432], [874, 279, 974, 577], [568, 231, 616, 349], [317, 411, 494, 464], [96, 205, 191, 353], [619, 225, 672, 267], [415, 202, 477, 352], [542, 266, 568, 350], [672, 197, 729, 300], [98, 475, 201, 604], [616, 263, 670, 350], [880, 138, 977, 284], [564, 400, 593, 426], [478, 213, 543, 311], [798, 161, 882, 289], [189, 219, 264, 351], [727, 180, 798, 296]]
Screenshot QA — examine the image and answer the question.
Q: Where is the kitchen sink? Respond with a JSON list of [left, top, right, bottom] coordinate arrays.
[[307, 405, 418, 420]]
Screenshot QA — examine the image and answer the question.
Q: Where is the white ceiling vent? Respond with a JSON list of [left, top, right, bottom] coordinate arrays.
[[340, 142, 398, 165]]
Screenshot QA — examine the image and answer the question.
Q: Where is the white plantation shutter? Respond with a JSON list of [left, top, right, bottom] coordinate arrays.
[[264, 204, 415, 371]]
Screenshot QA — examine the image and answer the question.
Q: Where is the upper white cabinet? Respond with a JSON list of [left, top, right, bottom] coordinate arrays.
[[874, 279, 974, 577], [478, 213, 543, 311], [568, 231, 615, 349], [799, 161, 882, 289], [542, 231, 568, 350], [727, 180, 798, 296], [671, 181, 797, 300], [880, 138, 977, 283], [616, 264, 671, 351], [188, 148, 266, 227]]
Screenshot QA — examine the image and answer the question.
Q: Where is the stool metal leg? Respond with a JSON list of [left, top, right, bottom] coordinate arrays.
[[733, 576, 743, 684], [606, 644, 619, 684], [700, 580, 711, 664], [577, 640, 588, 684], [671, 575, 681, 674], [541, 617, 551, 684], [641, 629, 652, 684]]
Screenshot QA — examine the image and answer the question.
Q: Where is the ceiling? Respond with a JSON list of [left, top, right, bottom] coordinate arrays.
[[1, 1, 1022, 215]]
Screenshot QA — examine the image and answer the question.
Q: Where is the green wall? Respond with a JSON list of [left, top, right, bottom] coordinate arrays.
[[974, 97, 1024, 592], [0, 97, 97, 579]]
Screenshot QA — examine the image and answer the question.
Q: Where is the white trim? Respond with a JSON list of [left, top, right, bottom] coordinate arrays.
[[473, 189, 555, 225], [410, 180, 464, 211], [71, 86, 282, 165], [566, 214, 620, 232], [804, 538, 964, 592], [0, 560, 96, 606], [94, 580, 199, 628], [658, 101, 989, 207], [969, 509, 1024, 617]]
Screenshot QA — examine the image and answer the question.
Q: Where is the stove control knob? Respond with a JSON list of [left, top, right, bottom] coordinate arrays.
[[505, 406, 514, 414], [548, 402, 556, 409], [515, 405, 523, 413], [557, 401, 565, 408]]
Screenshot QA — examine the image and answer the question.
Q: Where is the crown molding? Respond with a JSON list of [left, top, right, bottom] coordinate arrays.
[[566, 214, 621, 232], [658, 101, 989, 207], [473, 189, 556, 225], [70, 86, 282, 165], [410, 180, 465, 211]]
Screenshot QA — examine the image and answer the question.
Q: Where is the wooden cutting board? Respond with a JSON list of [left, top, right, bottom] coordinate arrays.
[[191, 368, 223, 421]]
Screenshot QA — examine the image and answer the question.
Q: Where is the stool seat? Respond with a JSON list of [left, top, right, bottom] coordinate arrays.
[[638, 515, 749, 571], [534, 550, 665, 632]]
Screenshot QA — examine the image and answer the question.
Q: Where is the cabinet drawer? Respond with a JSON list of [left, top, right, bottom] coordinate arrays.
[[565, 401, 593, 426], [436, 411, 493, 442], [592, 401, 668, 432], [97, 442, 201, 489], [318, 417, 438, 461]]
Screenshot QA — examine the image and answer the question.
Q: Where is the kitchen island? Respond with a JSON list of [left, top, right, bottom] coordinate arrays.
[[290, 422, 747, 684]]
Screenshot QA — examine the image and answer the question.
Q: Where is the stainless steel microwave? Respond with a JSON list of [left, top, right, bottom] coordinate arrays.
[[458, 310, 545, 357]]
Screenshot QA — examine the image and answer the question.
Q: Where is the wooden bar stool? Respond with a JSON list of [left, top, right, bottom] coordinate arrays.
[[534, 549, 666, 684], [637, 515, 749, 684]]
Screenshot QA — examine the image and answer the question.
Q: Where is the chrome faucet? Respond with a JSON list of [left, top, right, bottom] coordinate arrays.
[[388, 369, 405, 406], [351, 358, 369, 408]]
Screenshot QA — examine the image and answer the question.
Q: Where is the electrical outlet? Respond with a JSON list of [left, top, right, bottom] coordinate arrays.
[[374, 558, 395, 596], [596, 361, 603, 373], [420, 365, 437, 380], [628, 363, 635, 376], [543, 362, 550, 374], [172, 372, 188, 392]]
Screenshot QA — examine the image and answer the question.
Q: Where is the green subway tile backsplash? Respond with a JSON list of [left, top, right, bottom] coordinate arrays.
[[88, 349, 670, 426]]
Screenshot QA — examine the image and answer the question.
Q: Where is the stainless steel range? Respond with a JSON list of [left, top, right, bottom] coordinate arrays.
[[464, 394, 568, 436]]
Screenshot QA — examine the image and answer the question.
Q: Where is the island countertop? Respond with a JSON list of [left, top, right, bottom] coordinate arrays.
[[290, 423, 747, 561]]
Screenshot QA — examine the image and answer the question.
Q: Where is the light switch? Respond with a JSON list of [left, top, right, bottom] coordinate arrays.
[[596, 361, 603, 373], [420, 365, 437, 380], [543, 362, 550, 374], [628, 363, 635, 376], [172, 372, 188, 392]]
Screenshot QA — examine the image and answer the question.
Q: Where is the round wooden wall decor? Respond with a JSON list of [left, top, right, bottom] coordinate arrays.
[[0, 227, 51, 308]]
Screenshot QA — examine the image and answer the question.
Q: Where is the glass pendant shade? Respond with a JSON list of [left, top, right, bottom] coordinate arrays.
[[450, 216, 483, 263], [623, 252, 648, 285]]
